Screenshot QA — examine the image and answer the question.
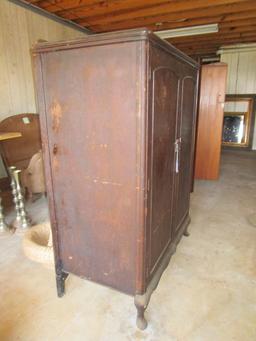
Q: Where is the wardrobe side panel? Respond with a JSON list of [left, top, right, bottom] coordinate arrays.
[[39, 42, 141, 295]]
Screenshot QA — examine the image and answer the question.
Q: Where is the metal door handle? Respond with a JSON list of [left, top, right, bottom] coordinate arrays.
[[174, 138, 181, 173]]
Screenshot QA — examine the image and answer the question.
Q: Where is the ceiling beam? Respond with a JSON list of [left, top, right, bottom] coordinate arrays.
[[83, 1, 256, 32], [172, 35, 256, 52], [179, 46, 220, 52], [54, 0, 246, 22], [74, 0, 247, 24], [30, 0, 117, 12], [14, 0, 256, 56], [182, 49, 220, 56], [168, 30, 256, 44], [136, 12, 256, 33], [173, 37, 256, 51], [32, 0, 208, 15], [220, 17, 256, 28], [220, 25, 256, 34]]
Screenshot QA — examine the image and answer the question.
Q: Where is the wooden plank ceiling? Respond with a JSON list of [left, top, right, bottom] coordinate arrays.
[[25, 0, 256, 57]]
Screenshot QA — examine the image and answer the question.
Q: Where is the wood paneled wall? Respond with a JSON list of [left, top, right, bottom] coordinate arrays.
[[220, 44, 256, 149], [0, 0, 86, 177]]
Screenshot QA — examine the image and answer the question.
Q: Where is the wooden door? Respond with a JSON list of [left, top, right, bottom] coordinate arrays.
[[195, 63, 227, 180], [173, 73, 198, 235], [147, 47, 179, 276]]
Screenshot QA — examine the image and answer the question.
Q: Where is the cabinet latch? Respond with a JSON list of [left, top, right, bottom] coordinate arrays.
[[174, 138, 181, 173]]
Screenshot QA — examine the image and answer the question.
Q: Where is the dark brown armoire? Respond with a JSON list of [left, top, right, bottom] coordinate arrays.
[[33, 29, 198, 330]]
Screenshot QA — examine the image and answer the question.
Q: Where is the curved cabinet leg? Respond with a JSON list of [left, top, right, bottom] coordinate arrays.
[[134, 296, 148, 330], [133, 217, 191, 330], [184, 216, 191, 237], [56, 261, 68, 297], [134, 241, 180, 330], [56, 271, 68, 297], [183, 229, 190, 237]]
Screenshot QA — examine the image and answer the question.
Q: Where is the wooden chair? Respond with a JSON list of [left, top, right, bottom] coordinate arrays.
[[22, 150, 46, 200], [0, 114, 44, 202], [0, 113, 41, 171]]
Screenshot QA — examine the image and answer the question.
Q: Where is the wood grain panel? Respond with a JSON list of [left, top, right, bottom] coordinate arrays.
[[30, 0, 246, 18], [195, 63, 227, 180], [171, 32, 256, 46], [22, 0, 256, 57], [82, 1, 256, 29], [33, 0, 106, 12], [149, 61, 178, 275], [58, 0, 246, 22], [176, 36, 256, 57], [141, 10, 256, 33]]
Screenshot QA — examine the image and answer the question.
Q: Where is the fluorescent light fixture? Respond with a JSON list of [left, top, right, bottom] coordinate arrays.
[[155, 24, 218, 39], [217, 43, 256, 55]]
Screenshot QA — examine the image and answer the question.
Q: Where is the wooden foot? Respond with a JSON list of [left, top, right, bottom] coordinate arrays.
[[134, 298, 148, 330], [56, 262, 68, 297], [56, 271, 68, 297], [183, 229, 190, 237], [133, 240, 180, 330], [183, 216, 191, 237]]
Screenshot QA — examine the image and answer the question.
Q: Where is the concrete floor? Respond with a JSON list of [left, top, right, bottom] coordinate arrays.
[[0, 150, 256, 341]]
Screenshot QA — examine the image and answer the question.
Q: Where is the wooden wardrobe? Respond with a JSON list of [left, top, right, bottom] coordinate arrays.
[[33, 29, 199, 330], [195, 63, 227, 180]]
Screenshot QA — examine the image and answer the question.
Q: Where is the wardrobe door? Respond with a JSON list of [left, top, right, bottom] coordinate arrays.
[[173, 74, 197, 236], [147, 46, 179, 277]]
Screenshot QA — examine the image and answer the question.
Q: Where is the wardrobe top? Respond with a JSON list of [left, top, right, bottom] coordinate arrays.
[[32, 28, 199, 69]]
